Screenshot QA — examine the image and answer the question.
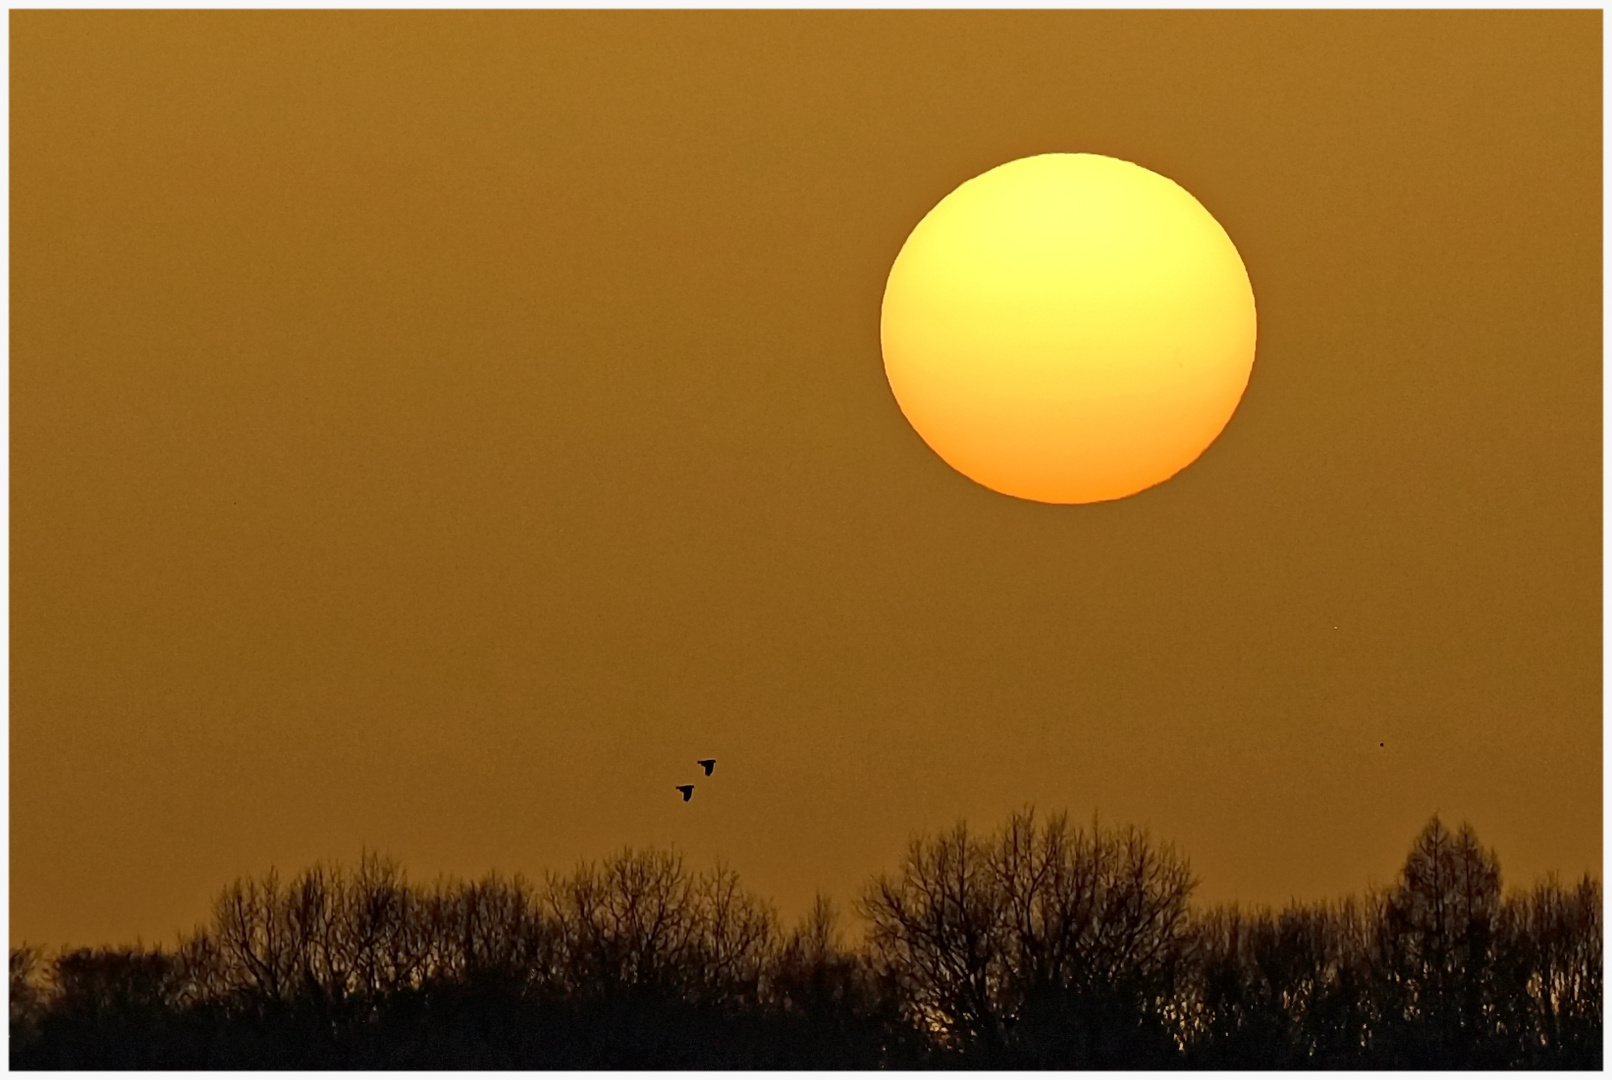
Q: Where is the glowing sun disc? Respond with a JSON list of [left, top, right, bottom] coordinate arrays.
[[880, 153, 1257, 504]]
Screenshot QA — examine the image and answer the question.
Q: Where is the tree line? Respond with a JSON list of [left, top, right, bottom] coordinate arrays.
[[10, 810, 1601, 1068]]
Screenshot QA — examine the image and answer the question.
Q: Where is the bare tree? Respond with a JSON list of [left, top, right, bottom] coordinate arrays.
[[993, 810, 1195, 1065], [421, 870, 556, 992], [688, 861, 778, 1007], [860, 808, 1196, 1061], [860, 820, 1006, 1051], [1377, 815, 1504, 1064], [198, 852, 439, 1010], [211, 867, 295, 1007], [46, 946, 181, 1020], [1498, 871, 1602, 1065], [11, 826, 1598, 1069], [10, 945, 47, 1041], [546, 846, 703, 1001], [1182, 897, 1380, 1067], [775, 892, 876, 1015], [336, 852, 431, 1000]]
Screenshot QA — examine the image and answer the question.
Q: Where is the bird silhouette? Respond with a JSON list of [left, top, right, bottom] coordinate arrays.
[[676, 784, 694, 801], [696, 759, 716, 776]]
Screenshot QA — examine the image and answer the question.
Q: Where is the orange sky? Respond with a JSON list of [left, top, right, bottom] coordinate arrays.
[[11, 10, 1601, 948]]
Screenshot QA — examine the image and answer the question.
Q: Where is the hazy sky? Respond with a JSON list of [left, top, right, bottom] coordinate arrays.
[[12, 10, 1600, 948]]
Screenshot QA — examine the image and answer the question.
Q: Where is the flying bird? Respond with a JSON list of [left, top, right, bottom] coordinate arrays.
[[676, 785, 694, 801], [696, 759, 716, 776]]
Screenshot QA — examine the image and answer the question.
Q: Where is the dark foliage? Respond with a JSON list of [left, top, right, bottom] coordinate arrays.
[[11, 815, 1600, 1069]]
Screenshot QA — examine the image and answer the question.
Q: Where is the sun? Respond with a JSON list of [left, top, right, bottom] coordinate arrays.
[[880, 153, 1257, 504]]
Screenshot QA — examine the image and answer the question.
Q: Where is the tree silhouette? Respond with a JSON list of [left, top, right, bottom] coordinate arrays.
[[10, 946, 44, 1039], [1496, 871, 1602, 1067], [9, 809, 1601, 1069], [1374, 816, 1505, 1065], [860, 808, 1194, 1066], [1184, 897, 1380, 1067]]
